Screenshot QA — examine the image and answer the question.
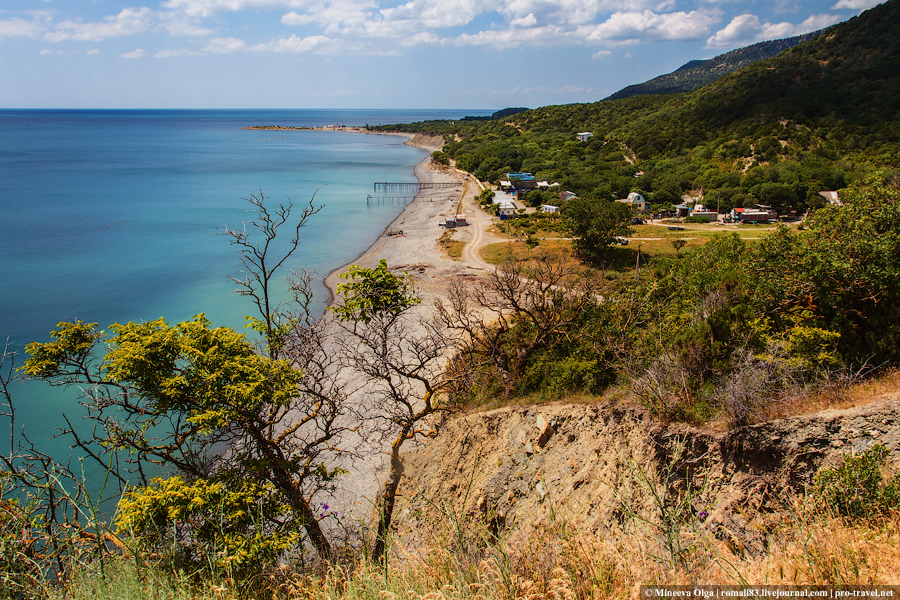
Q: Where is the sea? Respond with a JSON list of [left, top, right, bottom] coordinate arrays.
[[0, 108, 491, 495]]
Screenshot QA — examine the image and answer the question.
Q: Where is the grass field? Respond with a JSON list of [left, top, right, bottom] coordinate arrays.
[[481, 220, 789, 269]]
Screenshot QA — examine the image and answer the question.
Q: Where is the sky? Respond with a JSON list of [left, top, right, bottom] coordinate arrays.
[[0, 0, 883, 109]]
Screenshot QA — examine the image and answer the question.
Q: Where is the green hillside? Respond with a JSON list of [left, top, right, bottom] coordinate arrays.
[[605, 29, 827, 101], [383, 0, 900, 217]]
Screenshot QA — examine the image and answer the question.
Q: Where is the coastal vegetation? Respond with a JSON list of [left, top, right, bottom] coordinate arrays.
[[4, 1, 900, 596], [379, 0, 900, 220]]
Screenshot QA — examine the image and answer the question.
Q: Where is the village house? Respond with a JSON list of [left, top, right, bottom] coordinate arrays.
[[730, 206, 776, 223], [493, 191, 520, 219], [576, 132, 594, 142], [616, 191, 648, 212], [819, 191, 842, 206], [689, 203, 719, 221]]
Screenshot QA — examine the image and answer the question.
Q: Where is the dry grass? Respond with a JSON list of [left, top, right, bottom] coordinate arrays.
[[439, 230, 465, 259], [269, 499, 900, 600], [481, 240, 573, 265], [760, 367, 900, 422]]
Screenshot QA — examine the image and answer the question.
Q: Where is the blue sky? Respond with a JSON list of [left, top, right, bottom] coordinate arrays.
[[0, 0, 881, 109]]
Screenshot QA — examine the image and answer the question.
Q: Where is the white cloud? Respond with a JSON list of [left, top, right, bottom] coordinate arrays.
[[281, 10, 316, 25], [455, 24, 568, 49], [155, 48, 205, 57], [584, 10, 719, 43], [592, 49, 611, 58], [832, 0, 881, 9], [497, 0, 676, 27], [400, 30, 444, 45], [706, 12, 841, 48], [202, 36, 247, 52], [87, 48, 101, 54], [0, 17, 46, 40], [159, 12, 216, 37], [161, 0, 320, 18], [44, 7, 154, 42], [120, 48, 146, 58], [380, 0, 489, 29], [251, 33, 336, 53], [510, 12, 537, 27]]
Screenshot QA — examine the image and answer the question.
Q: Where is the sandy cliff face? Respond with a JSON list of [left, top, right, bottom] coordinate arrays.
[[396, 397, 900, 555]]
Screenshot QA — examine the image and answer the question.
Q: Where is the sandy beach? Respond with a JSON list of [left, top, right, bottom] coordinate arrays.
[[323, 133, 499, 303], [315, 132, 504, 533]]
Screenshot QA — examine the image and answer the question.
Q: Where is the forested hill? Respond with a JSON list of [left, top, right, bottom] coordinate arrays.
[[605, 29, 827, 101], [381, 0, 900, 217]]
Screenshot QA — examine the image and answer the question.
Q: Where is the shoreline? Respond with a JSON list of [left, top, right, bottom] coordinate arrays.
[[321, 133, 456, 306], [292, 125, 505, 532], [315, 131, 498, 527]]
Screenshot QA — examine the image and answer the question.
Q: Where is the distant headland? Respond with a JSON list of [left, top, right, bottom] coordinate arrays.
[[242, 125, 366, 131]]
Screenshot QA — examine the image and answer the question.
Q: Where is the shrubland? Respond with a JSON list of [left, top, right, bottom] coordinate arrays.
[[4, 176, 900, 598], [456, 175, 900, 426], [378, 0, 900, 218], [5, 2, 900, 593]]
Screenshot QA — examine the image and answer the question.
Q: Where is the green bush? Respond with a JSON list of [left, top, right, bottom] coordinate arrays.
[[813, 444, 900, 519]]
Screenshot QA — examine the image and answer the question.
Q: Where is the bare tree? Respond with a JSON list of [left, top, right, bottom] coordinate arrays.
[[1, 337, 17, 461], [218, 189, 324, 358], [331, 260, 471, 563], [437, 252, 603, 393]]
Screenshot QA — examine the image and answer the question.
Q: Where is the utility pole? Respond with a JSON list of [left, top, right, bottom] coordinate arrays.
[[634, 242, 644, 281]]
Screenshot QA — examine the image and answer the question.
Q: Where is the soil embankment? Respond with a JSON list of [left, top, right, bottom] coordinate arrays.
[[397, 396, 900, 555]]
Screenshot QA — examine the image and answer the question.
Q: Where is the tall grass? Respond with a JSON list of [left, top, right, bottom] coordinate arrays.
[[11, 486, 899, 599]]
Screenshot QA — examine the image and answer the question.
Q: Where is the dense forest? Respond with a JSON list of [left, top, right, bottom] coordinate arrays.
[[380, 0, 900, 217]]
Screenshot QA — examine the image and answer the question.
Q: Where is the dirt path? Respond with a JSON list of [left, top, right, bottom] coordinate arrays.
[[458, 176, 494, 271]]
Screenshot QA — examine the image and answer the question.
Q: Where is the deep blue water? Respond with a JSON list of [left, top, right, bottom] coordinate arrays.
[[0, 108, 490, 483]]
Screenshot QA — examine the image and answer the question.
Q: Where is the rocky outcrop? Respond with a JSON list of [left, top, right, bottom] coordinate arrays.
[[398, 397, 900, 555]]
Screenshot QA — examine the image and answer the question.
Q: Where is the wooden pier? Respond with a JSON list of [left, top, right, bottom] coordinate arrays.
[[366, 195, 417, 204], [373, 182, 459, 193]]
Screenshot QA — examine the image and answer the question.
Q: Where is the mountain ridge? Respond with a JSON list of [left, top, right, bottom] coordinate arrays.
[[605, 29, 830, 101]]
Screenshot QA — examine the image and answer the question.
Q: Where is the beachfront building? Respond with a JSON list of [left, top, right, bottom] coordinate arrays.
[[690, 203, 719, 221], [506, 172, 536, 190], [730, 207, 775, 223], [493, 191, 519, 219]]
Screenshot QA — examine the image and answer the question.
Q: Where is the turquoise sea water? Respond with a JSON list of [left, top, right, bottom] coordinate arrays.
[[0, 108, 490, 481]]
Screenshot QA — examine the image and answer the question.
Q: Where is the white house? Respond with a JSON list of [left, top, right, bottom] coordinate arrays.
[[690, 203, 718, 221], [576, 132, 594, 142], [819, 191, 841, 206], [493, 191, 519, 219], [540, 205, 559, 213]]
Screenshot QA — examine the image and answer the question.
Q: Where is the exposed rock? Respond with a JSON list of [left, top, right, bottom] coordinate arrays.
[[397, 397, 900, 556]]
